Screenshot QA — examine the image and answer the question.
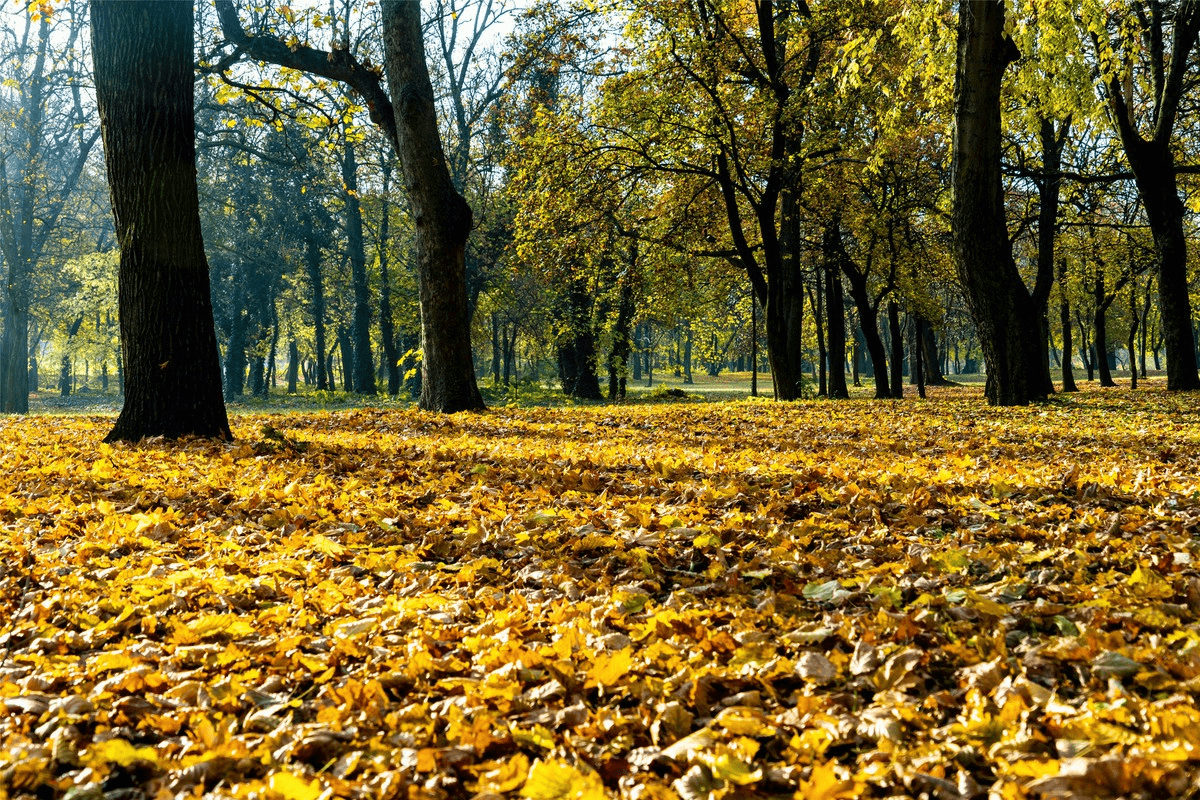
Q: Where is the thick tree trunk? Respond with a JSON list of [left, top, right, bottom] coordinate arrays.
[[343, 140, 375, 394], [92, 1, 230, 442], [0, 302, 29, 413], [381, 1, 484, 412], [951, 0, 1046, 405], [1139, 160, 1200, 389]]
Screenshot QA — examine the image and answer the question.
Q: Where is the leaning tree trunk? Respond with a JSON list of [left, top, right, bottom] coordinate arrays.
[[92, 1, 230, 442], [381, 1, 484, 412], [951, 0, 1046, 405]]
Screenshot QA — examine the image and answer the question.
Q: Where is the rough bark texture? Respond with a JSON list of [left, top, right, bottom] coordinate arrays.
[[381, 1, 484, 412], [951, 0, 1047, 405], [92, 1, 230, 442]]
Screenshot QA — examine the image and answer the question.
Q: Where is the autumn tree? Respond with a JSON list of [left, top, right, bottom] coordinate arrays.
[[91, 0, 230, 441], [951, 0, 1047, 405], [1088, 0, 1200, 390], [0, 1, 100, 413], [215, 0, 484, 412]]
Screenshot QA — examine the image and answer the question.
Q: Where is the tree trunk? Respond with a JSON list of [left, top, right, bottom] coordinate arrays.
[[286, 339, 299, 394], [609, 262, 635, 400], [381, 2, 484, 412], [1128, 283, 1139, 390], [1094, 275, 1115, 387], [92, 1, 230, 442], [376, 159, 401, 397], [951, 0, 1046, 405], [1097, 4, 1200, 391], [825, 256, 849, 399], [304, 218, 328, 391], [1031, 117, 1068, 396], [887, 300, 903, 399], [338, 327, 354, 392], [342, 139, 375, 394], [811, 268, 827, 396]]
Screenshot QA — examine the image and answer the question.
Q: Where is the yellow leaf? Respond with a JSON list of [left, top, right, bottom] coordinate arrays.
[[709, 753, 761, 785], [588, 648, 632, 687], [798, 760, 862, 799], [268, 771, 323, 800], [88, 739, 157, 768], [309, 533, 346, 558], [521, 760, 606, 800]]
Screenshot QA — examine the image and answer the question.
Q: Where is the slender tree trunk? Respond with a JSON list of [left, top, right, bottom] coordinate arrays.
[[92, 1, 230, 442], [376, 160, 401, 397], [825, 255, 849, 399], [1129, 283, 1139, 390], [1032, 117, 1068, 396], [381, 1, 484, 411], [811, 269, 827, 396], [1059, 288, 1078, 391], [887, 300, 903, 399], [1095, 275, 1115, 387], [338, 327, 354, 392], [286, 339, 299, 394], [750, 292, 758, 397], [304, 219, 327, 391], [847, 291, 890, 398], [951, 0, 1046, 405], [1140, 279, 1152, 379], [609, 261, 635, 400], [342, 139, 375, 394]]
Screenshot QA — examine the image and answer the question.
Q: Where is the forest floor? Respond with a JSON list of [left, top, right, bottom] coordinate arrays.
[[1, 382, 1199, 799]]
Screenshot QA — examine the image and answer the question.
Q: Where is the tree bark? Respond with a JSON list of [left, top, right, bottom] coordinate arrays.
[[381, 1, 484, 411], [824, 236, 849, 399], [887, 300, 903, 399], [92, 1, 230, 442], [951, 0, 1046, 405], [376, 160, 401, 396], [303, 215, 328, 391], [342, 139, 375, 394], [1059, 283, 1078, 391], [1094, 274, 1116, 387], [1096, 2, 1200, 390]]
